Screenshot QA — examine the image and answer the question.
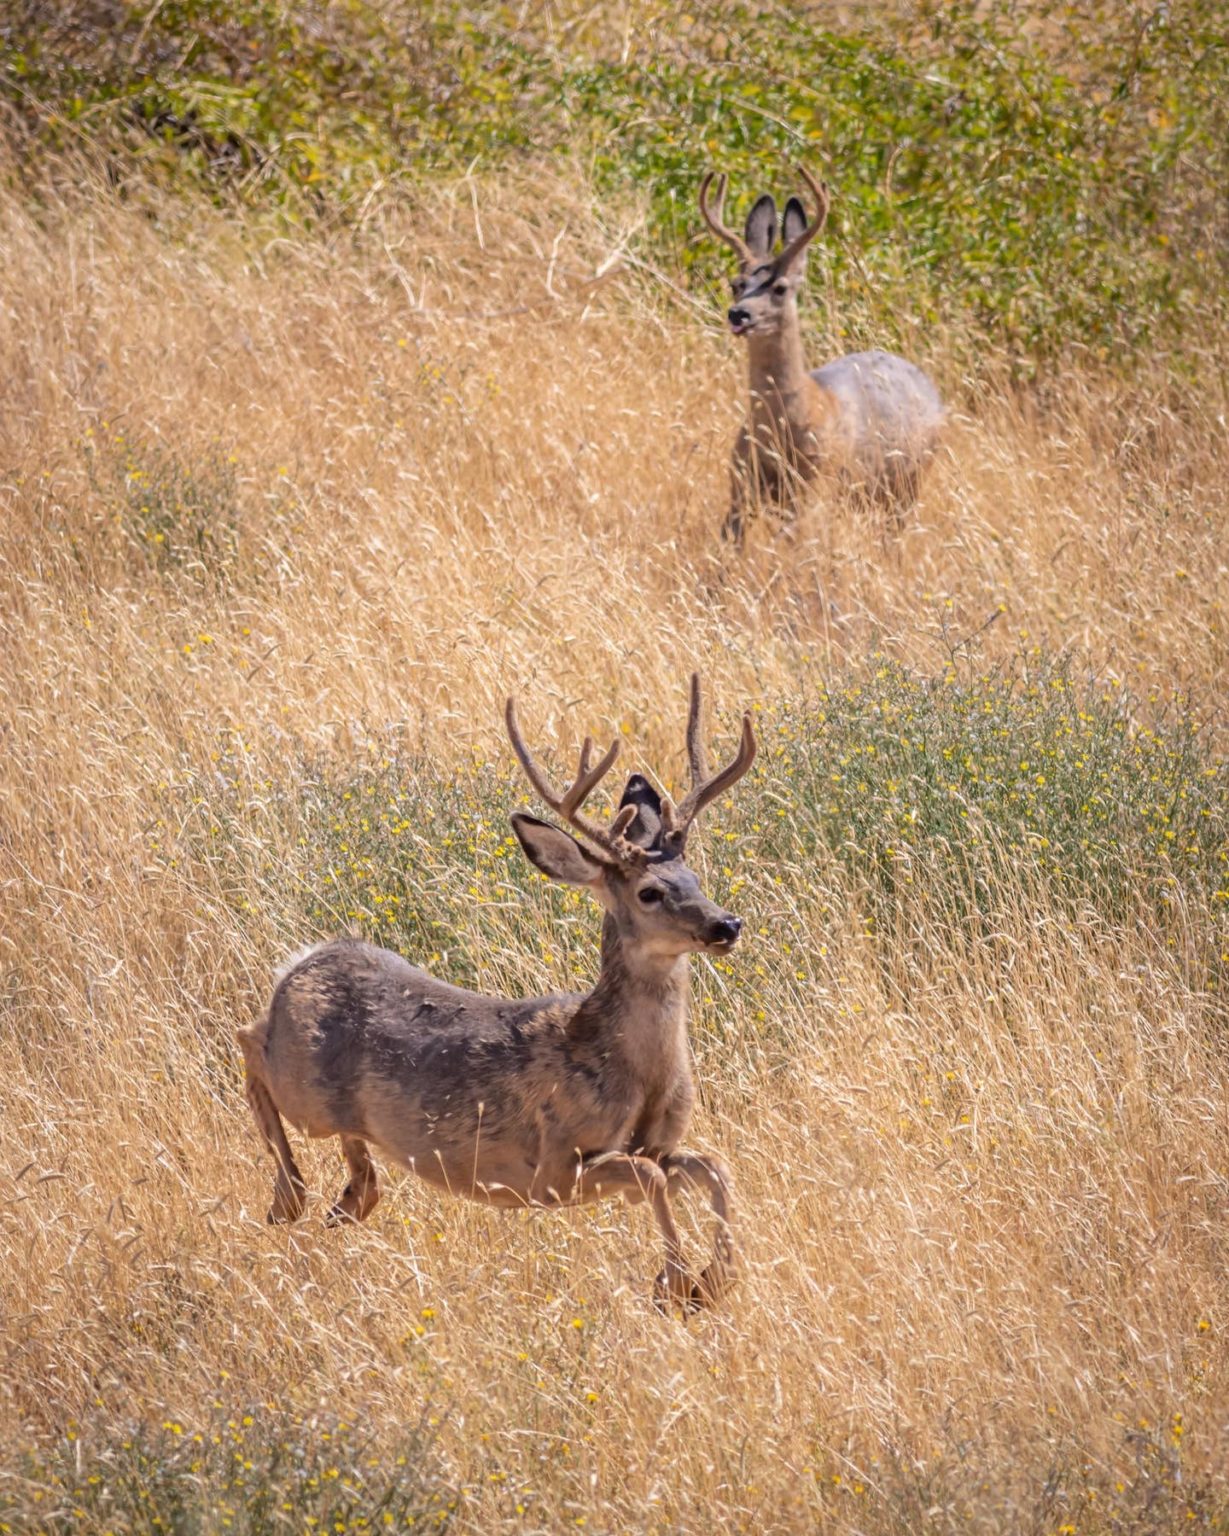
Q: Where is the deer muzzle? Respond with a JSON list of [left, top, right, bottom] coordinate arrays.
[[704, 914, 743, 952]]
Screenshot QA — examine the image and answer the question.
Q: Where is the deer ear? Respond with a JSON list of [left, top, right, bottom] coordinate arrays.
[[782, 197, 808, 261], [617, 773, 663, 851], [744, 195, 777, 257], [510, 813, 607, 886]]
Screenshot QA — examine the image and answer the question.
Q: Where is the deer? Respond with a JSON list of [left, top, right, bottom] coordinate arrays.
[[237, 676, 757, 1312], [700, 165, 944, 542]]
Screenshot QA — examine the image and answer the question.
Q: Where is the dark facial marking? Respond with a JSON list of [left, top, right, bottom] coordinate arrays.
[[738, 263, 777, 300], [618, 773, 665, 852]]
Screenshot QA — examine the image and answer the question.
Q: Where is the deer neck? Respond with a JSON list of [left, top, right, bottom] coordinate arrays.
[[746, 307, 819, 435], [574, 916, 690, 1085]]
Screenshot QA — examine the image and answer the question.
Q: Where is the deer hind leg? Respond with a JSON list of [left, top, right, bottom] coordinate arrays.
[[722, 484, 748, 545], [872, 456, 920, 534], [661, 1151, 736, 1307], [571, 1153, 698, 1313], [326, 1135, 380, 1226], [244, 1072, 307, 1224]]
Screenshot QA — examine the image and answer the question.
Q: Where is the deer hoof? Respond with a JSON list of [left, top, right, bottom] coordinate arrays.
[[325, 1182, 379, 1226], [652, 1266, 705, 1315], [266, 1186, 307, 1224], [693, 1259, 736, 1307]]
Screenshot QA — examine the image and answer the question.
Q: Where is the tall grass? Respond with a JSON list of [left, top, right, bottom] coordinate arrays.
[[1, 8, 1228, 1531], [5, 0, 1228, 360]]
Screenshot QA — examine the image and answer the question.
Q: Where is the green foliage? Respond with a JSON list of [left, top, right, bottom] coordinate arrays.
[[170, 654, 1228, 1000], [744, 656, 1227, 943], [4, 1, 1226, 361], [548, 4, 1226, 359], [82, 425, 241, 579], [3, 1407, 453, 1534], [2, 0, 435, 201]]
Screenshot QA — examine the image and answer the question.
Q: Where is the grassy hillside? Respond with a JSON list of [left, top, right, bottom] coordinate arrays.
[[5, 0, 1228, 360], [1, 4, 1228, 1533]]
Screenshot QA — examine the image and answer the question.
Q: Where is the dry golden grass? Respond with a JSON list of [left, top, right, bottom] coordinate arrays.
[[1, 164, 1227, 1532]]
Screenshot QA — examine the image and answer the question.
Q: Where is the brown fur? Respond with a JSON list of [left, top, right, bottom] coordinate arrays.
[[239, 684, 754, 1311], [700, 168, 943, 540]]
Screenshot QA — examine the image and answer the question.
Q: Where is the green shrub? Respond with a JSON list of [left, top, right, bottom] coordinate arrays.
[[82, 426, 241, 579], [5, 1, 1226, 362], [168, 654, 1227, 1000], [3, 1407, 453, 1534], [743, 657, 1226, 941]]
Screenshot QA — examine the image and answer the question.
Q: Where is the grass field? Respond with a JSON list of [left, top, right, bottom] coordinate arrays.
[[2, 4, 1229, 1532]]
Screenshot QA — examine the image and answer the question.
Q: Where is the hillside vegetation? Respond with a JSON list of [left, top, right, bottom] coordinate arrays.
[[1, 3, 1227, 1533], [6, 0, 1228, 358]]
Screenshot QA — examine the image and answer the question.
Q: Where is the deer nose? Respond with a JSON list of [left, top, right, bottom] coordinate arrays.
[[728, 307, 750, 329], [708, 915, 742, 946]]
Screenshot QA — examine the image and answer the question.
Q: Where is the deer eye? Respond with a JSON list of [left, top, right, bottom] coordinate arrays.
[[638, 887, 665, 906], [773, 281, 789, 296], [729, 278, 744, 296]]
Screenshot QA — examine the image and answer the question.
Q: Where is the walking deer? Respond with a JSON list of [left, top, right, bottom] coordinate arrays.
[[238, 677, 756, 1311], [701, 166, 943, 541]]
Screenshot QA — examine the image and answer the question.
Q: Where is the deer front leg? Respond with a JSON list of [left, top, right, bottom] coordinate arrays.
[[661, 1151, 736, 1307], [571, 1152, 698, 1312], [722, 425, 753, 544], [326, 1135, 380, 1225]]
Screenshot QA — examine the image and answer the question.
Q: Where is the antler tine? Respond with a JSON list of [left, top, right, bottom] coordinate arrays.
[[559, 735, 594, 813], [505, 696, 562, 802], [699, 169, 752, 264], [670, 706, 757, 843], [559, 733, 621, 819], [609, 803, 638, 839], [505, 698, 635, 861], [778, 163, 831, 268], [685, 671, 709, 787]]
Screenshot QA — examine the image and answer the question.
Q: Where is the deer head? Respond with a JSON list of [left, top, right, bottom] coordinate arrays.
[[505, 676, 757, 959], [699, 165, 830, 339]]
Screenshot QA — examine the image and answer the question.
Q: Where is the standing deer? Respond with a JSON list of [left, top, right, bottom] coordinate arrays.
[[238, 677, 756, 1311], [701, 165, 943, 542]]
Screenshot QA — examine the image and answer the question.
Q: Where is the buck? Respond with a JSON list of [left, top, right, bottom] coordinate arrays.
[[701, 165, 943, 541], [238, 677, 756, 1311]]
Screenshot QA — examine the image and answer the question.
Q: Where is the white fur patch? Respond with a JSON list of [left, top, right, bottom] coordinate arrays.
[[272, 942, 328, 988]]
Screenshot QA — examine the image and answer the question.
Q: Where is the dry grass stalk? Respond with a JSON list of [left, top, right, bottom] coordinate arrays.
[[1, 161, 1226, 1531]]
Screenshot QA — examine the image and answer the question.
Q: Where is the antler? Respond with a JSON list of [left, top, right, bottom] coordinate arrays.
[[778, 164, 830, 268], [505, 698, 643, 866], [663, 674, 757, 851], [698, 170, 752, 265]]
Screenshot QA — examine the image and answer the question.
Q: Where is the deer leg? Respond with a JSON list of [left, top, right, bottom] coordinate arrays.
[[722, 488, 747, 545], [722, 428, 752, 544], [326, 1135, 380, 1225], [571, 1153, 698, 1311], [661, 1151, 736, 1307], [869, 457, 917, 534], [245, 1074, 307, 1224], [889, 463, 921, 529]]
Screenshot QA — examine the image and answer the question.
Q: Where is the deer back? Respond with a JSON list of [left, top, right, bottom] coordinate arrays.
[[812, 349, 943, 476], [252, 939, 654, 1195]]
